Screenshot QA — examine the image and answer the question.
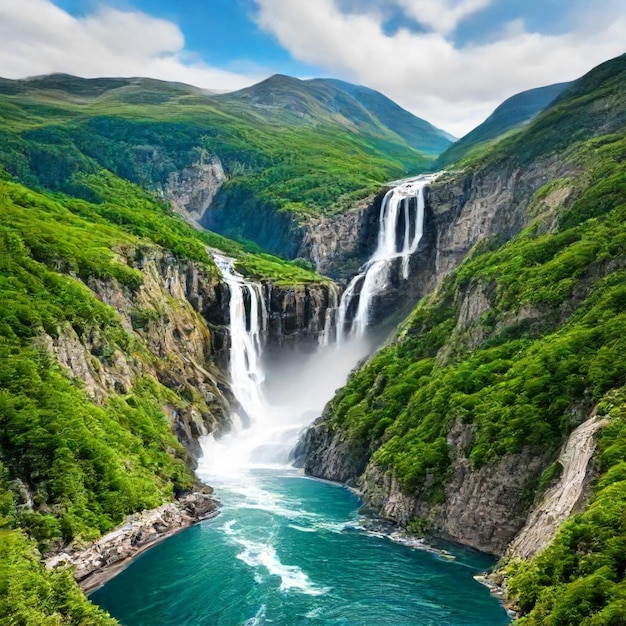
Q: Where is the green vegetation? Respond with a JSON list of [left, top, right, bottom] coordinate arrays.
[[0, 179, 203, 543], [236, 253, 329, 287], [507, 387, 626, 624], [436, 81, 570, 168], [0, 72, 439, 227], [320, 53, 626, 624], [325, 132, 626, 495], [0, 530, 117, 625], [0, 179, 217, 623], [0, 79, 333, 622]]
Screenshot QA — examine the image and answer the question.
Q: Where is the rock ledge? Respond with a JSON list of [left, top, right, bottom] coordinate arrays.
[[46, 492, 218, 592]]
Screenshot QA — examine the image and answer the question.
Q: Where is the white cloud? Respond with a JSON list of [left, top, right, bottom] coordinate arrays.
[[254, 0, 626, 136], [0, 0, 260, 91], [396, 0, 492, 35], [1, 0, 623, 138]]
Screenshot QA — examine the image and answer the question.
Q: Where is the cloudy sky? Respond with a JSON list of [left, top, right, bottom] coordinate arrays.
[[1, 0, 624, 136]]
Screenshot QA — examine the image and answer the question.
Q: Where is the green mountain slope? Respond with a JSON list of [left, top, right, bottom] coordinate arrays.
[[0, 72, 446, 226], [305, 53, 626, 624], [225, 75, 453, 155], [437, 81, 571, 167], [0, 154, 328, 624]]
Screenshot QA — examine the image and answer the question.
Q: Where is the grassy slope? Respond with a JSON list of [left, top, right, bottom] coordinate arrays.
[[436, 81, 571, 168], [228, 74, 453, 156], [0, 73, 440, 220], [319, 54, 626, 622]]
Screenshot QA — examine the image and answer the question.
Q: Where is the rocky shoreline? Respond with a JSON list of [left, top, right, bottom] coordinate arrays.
[[474, 572, 519, 621], [46, 491, 219, 593]]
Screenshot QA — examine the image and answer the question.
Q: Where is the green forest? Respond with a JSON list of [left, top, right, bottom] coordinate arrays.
[[0, 51, 624, 625]]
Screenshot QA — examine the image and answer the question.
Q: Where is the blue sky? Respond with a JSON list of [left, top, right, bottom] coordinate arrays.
[[51, 0, 322, 77], [0, 0, 623, 135]]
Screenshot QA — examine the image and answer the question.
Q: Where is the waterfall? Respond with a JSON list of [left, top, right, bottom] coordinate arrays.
[[199, 256, 371, 477], [319, 283, 339, 347], [199, 175, 434, 475], [339, 175, 434, 339], [213, 254, 269, 422]]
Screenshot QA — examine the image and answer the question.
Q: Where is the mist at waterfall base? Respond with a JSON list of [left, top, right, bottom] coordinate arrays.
[[91, 177, 510, 624]]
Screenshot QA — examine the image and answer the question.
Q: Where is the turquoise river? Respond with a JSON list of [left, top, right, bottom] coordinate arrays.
[[91, 469, 511, 625], [93, 234, 512, 625]]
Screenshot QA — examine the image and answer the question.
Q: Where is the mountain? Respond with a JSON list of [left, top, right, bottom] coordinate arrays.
[[1, 53, 624, 626], [223, 75, 453, 156], [299, 53, 626, 623], [0, 71, 454, 258], [436, 81, 571, 167]]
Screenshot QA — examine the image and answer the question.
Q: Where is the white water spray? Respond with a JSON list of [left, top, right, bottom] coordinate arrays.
[[338, 175, 435, 339], [198, 255, 370, 478]]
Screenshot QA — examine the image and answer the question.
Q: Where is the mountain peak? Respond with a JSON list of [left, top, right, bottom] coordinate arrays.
[[222, 74, 453, 156]]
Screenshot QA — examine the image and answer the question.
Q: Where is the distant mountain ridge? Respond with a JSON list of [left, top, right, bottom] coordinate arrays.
[[437, 81, 572, 167], [223, 74, 453, 156]]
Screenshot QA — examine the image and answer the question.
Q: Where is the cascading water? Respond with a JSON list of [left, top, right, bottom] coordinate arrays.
[[92, 179, 511, 626], [338, 174, 435, 339], [198, 255, 370, 477], [214, 254, 268, 423], [318, 283, 339, 347]]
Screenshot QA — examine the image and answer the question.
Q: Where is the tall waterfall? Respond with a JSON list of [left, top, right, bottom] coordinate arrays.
[[199, 175, 433, 476], [213, 254, 268, 422], [338, 175, 434, 339], [199, 256, 370, 477]]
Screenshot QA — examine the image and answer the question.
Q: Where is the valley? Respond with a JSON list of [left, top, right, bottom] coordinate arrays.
[[0, 50, 624, 626]]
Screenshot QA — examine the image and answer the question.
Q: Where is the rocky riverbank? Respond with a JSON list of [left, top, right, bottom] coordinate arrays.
[[46, 491, 218, 593]]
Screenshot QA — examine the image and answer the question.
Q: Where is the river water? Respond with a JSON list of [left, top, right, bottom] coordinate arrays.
[[91, 468, 510, 625]]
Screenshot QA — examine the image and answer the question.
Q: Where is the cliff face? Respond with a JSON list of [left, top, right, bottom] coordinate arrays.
[[430, 156, 579, 278], [298, 56, 625, 558], [265, 281, 338, 345], [202, 186, 305, 259], [164, 155, 226, 226], [360, 422, 551, 555], [37, 249, 234, 462], [40, 246, 339, 460], [203, 186, 385, 278], [296, 192, 383, 279], [298, 158, 575, 554]]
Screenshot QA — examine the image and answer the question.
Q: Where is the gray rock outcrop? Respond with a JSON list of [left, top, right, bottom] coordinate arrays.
[[46, 492, 218, 592]]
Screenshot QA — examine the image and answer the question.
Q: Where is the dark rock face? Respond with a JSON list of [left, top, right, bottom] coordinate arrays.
[[265, 282, 335, 344], [361, 421, 550, 555], [297, 190, 385, 279], [292, 418, 369, 486], [203, 185, 386, 278], [202, 186, 305, 259]]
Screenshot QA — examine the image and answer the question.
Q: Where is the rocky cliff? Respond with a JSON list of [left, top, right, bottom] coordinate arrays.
[[38, 244, 339, 459], [164, 154, 226, 226], [298, 54, 626, 564], [297, 151, 597, 555], [35, 248, 234, 462]]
